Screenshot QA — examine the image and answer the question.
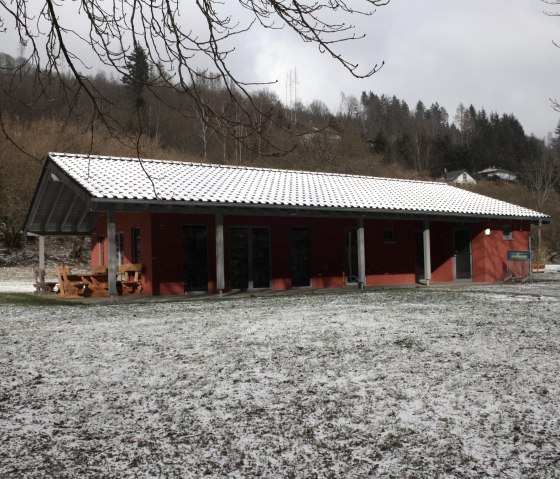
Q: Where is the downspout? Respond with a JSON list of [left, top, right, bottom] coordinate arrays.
[[422, 220, 432, 286]]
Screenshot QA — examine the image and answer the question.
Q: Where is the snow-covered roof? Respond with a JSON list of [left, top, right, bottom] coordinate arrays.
[[45, 152, 548, 221], [442, 169, 469, 181]]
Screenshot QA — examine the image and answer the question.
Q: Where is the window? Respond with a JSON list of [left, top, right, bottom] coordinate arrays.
[[384, 228, 396, 243], [116, 231, 125, 265], [131, 228, 141, 264], [502, 225, 513, 241]]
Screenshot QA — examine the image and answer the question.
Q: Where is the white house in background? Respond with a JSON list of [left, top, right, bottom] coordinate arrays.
[[441, 169, 477, 186], [477, 166, 519, 182]]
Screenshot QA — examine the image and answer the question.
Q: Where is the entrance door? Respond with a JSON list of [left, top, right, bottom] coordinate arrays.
[[454, 228, 472, 280], [290, 228, 310, 287], [183, 225, 209, 292], [415, 231, 425, 281], [346, 229, 358, 283], [251, 228, 271, 288], [230, 227, 271, 290]]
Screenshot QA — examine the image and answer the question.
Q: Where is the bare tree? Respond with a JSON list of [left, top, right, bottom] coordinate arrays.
[[0, 0, 389, 158], [409, 132, 433, 178], [524, 152, 558, 261], [525, 154, 557, 212], [544, 0, 560, 110]]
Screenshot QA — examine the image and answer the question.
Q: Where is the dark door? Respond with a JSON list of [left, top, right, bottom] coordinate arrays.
[[251, 228, 271, 288], [230, 228, 249, 290], [454, 228, 472, 280], [290, 228, 310, 287], [415, 231, 425, 281], [230, 227, 270, 290], [183, 225, 209, 292], [346, 229, 358, 283]]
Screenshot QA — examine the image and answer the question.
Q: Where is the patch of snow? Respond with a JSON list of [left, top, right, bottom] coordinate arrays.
[[0, 280, 35, 293], [1, 284, 559, 477]]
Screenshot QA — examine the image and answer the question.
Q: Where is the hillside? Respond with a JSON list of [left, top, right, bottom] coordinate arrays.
[[0, 51, 558, 259]]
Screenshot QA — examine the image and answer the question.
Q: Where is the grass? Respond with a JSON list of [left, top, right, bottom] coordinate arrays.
[[0, 292, 74, 306]]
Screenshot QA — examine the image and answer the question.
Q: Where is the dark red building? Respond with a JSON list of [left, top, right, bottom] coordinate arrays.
[[25, 153, 550, 296]]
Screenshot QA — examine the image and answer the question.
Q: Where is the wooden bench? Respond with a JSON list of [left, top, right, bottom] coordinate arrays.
[[55, 265, 88, 298], [118, 263, 143, 295], [33, 267, 58, 294]]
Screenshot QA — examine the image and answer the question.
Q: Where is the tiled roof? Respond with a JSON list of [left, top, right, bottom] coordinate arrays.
[[442, 169, 468, 181], [48, 153, 549, 220]]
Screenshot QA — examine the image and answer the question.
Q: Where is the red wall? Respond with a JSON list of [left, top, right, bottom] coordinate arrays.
[[90, 212, 533, 295], [364, 219, 419, 285], [91, 212, 153, 295], [472, 221, 531, 282]]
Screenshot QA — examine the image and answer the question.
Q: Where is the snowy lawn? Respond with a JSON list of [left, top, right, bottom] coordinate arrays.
[[1, 284, 560, 478]]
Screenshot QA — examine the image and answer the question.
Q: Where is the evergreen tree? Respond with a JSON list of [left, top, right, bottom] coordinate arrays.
[[122, 44, 152, 107]]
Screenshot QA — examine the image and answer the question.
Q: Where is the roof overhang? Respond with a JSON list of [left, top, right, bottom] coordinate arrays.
[[23, 160, 100, 235], [89, 197, 550, 224], [23, 157, 550, 237]]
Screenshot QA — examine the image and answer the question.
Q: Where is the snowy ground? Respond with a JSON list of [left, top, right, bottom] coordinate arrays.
[[1, 280, 560, 477]]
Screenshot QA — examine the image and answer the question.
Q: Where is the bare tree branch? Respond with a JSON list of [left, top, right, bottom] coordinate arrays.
[[0, 0, 389, 152]]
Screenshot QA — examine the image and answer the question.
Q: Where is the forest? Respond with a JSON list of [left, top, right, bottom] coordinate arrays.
[[0, 49, 558, 260]]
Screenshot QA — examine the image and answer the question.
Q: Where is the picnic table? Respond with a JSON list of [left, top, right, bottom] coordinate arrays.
[[81, 272, 111, 297], [55, 264, 142, 298]]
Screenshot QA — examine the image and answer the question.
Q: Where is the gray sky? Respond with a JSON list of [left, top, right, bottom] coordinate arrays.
[[245, 0, 560, 140], [2, 0, 559, 139]]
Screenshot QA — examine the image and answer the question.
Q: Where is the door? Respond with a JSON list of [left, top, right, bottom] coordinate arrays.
[[230, 227, 271, 290], [183, 225, 209, 292], [346, 229, 358, 283], [290, 228, 310, 287], [454, 228, 472, 280], [251, 228, 271, 288], [415, 231, 425, 281]]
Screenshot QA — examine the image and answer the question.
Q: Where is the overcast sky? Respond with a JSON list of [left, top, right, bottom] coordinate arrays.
[[244, 0, 560, 140], [2, 0, 559, 139]]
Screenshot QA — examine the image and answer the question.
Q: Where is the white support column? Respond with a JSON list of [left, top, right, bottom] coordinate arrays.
[[215, 212, 225, 295], [423, 220, 432, 286], [357, 218, 366, 290], [107, 211, 117, 296], [38, 235, 45, 271]]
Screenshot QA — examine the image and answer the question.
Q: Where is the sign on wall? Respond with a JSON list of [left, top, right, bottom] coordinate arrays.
[[507, 251, 532, 261]]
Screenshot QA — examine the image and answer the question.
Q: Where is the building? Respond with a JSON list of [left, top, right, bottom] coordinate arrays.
[[477, 167, 519, 182], [24, 153, 550, 296], [441, 169, 477, 186]]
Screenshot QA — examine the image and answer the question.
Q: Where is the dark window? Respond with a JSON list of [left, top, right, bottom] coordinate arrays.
[[503, 225, 513, 241], [116, 232, 125, 265], [131, 228, 141, 263], [384, 228, 396, 243]]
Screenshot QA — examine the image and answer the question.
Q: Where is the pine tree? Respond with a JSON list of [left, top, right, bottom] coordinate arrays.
[[122, 44, 152, 107]]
